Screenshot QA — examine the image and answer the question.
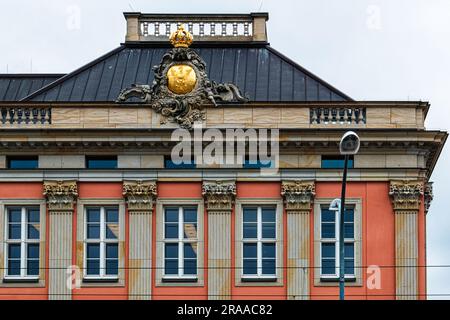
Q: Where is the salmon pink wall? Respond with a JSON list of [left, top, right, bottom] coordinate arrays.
[[232, 182, 286, 300], [311, 182, 396, 300], [152, 182, 207, 300]]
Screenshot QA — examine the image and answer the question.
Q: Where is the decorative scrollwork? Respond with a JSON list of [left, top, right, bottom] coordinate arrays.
[[202, 181, 236, 212], [43, 180, 78, 211], [281, 181, 315, 212], [123, 180, 158, 211], [389, 180, 424, 211]]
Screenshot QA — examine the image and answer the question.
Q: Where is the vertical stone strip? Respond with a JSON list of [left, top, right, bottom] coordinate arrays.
[[43, 180, 78, 300], [123, 180, 157, 300], [281, 181, 315, 300], [389, 180, 424, 300], [202, 181, 236, 300]]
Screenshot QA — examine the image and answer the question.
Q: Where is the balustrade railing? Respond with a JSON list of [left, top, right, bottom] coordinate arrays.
[[310, 107, 366, 125], [1, 107, 51, 125]]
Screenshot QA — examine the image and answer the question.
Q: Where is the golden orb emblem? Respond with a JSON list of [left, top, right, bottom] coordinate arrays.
[[167, 64, 197, 94]]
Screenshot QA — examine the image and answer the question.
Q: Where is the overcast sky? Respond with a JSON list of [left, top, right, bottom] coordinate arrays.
[[1, 0, 449, 299]]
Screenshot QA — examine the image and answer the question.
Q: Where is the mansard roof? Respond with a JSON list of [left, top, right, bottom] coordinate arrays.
[[0, 74, 64, 102], [15, 43, 351, 103]]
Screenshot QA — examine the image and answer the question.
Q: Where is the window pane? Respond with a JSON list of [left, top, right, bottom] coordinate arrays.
[[262, 259, 276, 275], [184, 243, 197, 259], [262, 243, 275, 258], [321, 223, 335, 238], [243, 208, 257, 222], [8, 208, 22, 222], [8, 157, 38, 169], [165, 208, 178, 222], [7, 260, 21, 276], [243, 243, 257, 258], [86, 157, 117, 169], [8, 224, 21, 239], [27, 223, 40, 239], [344, 243, 354, 258], [106, 208, 118, 223], [184, 259, 197, 275], [106, 259, 118, 275], [321, 259, 335, 275], [262, 208, 276, 222], [27, 209, 40, 223], [344, 223, 354, 238], [262, 223, 275, 238], [106, 244, 118, 259], [86, 260, 100, 275], [86, 244, 100, 259], [243, 223, 257, 238], [165, 223, 178, 239], [183, 223, 197, 239], [243, 259, 257, 275], [27, 244, 39, 259], [344, 209, 354, 222], [27, 260, 39, 276], [321, 243, 335, 258], [8, 244, 21, 259], [165, 259, 178, 275], [321, 209, 335, 222], [183, 208, 197, 223], [165, 243, 178, 259], [345, 259, 355, 275], [87, 224, 100, 239], [87, 209, 100, 222], [106, 223, 119, 239]]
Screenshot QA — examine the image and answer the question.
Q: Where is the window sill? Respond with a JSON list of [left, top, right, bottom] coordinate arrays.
[[320, 276, 356, 283], [3, 277, 39, 284], [162, 276, 198, 283], [83, 277, 119, 283], [241, 276, 277, 283]]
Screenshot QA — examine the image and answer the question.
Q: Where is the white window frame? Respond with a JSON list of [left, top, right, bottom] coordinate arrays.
[[3, 206, 40, 280], [319, 205, 355, 280], [241, 206, 277, 280], [313, 198, 362, 287], [83, 206, 119, 280], [162, 206, 198, 280]]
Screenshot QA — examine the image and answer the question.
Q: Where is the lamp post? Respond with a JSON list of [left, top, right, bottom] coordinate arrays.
[[333, 131, 360, 300]]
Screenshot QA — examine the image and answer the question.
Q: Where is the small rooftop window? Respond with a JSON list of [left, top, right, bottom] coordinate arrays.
[[86, 156, 118, 169], [7, 156, 38, 169]]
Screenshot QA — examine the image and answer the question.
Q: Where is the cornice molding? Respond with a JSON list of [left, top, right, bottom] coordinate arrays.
[[281, 180, 315, 212], [202, 180, 236, 212], [389, 180, 424, 212], [43, 180, 78, 211], [123, 180, 157, 211]]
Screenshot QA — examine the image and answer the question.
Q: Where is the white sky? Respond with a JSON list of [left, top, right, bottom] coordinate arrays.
[[1, 0, 449, 299]]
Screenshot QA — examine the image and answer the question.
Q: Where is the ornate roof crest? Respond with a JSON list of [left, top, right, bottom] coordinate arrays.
[[116, 24, 248, 129]]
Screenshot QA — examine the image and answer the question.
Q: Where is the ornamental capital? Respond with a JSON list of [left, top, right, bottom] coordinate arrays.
[[43, 180, 78, 211], [389, 180, 424, 211], [202, 181, 236, 212], [281, 180, 315, 212], [123, 180, 157, 212], [424, 182, 433, 214]]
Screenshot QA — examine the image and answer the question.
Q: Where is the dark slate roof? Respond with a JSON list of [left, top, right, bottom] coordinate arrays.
[[21, 44, 351, 102], [0, 74, 64, 101]]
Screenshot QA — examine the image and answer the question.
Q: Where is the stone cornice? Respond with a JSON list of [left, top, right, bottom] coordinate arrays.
[[43, 180, 78, 211], [123, 180, 157, 211], [202, 180, 236, 212], [389, 180, 424, 211], [281, 180, 315, 212]]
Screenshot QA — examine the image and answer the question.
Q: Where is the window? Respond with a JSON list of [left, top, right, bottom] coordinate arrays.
[[321, 155, 354, 169], [84, 206, 119, 279], [86, 156, 117, 169], [164, 155, 196, 169], [4, 206, 40, 279], [242, 206, 276, 279], [243, 156, 273, 169], [320, 206, 355, 279], [7, 156, 38, 169], [163, 206, 198, 279]]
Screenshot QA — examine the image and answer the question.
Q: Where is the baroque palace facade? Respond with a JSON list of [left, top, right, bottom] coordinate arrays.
[[0, 12, 446, 300]]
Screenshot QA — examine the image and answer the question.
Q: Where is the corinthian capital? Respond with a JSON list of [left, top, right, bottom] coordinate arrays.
[[424, 182, 433, 214], [281, 181, 315, 212], [389, 180, 423, 211], [43, 180, 78, 211], [123, 180, 157, 211], [202, 181, 236, 212]]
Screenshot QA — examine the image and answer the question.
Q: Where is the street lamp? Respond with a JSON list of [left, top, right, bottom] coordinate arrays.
[[332, 131, 360, 300]]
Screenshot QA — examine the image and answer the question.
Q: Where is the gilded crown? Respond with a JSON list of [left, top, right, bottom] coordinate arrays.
[[169, 24, 193, 48]]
